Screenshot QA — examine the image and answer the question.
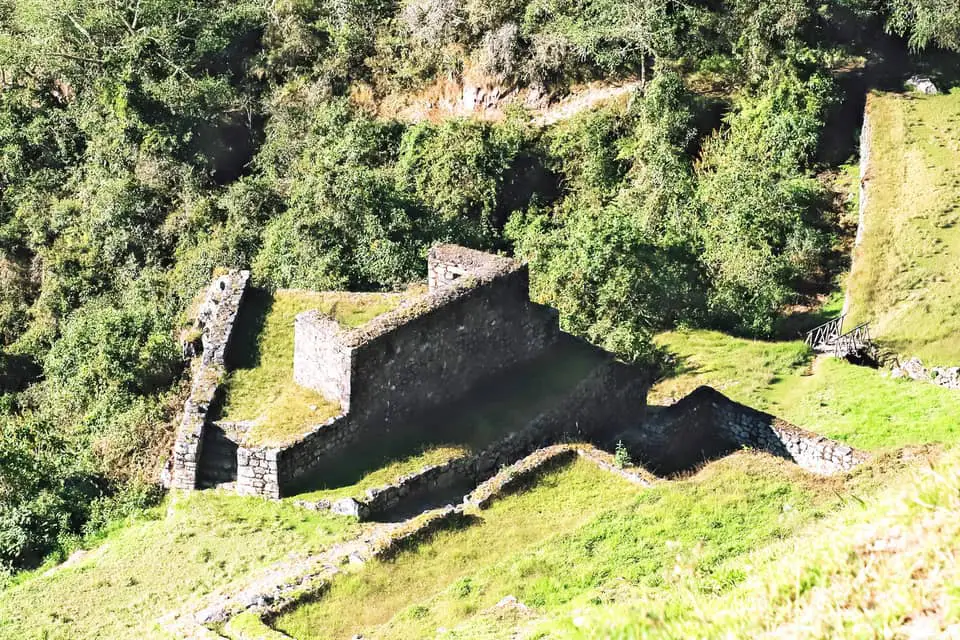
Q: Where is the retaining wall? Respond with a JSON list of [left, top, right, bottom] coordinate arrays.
[[624, 386, 866, 476], [168, 270, 249, 490], [320, 358, 649, 518]]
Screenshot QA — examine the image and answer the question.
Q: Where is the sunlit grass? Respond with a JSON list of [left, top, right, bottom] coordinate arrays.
[[219, 288, 405, 446], [654, 329, 960, 450], [0, 492, 359, 640], [273, 452, 882, 640], [847, 90, 960, 364]]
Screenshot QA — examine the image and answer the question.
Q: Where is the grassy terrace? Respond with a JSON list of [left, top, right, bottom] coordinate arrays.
[[653, 330, 960, 450], [288, 336, 606, 501], [847, 90, 960, 364], [0, 492, 359, 640], [272, 450, 902, 639], [217, 288, 406, 446]]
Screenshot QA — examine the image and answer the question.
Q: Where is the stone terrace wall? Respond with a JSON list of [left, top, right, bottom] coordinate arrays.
[[274, 245, 561, 496], [294, 244, 560, 430], [627, 386, 866, 476], [293, 312, 352, 410], [347, 268, 560, 429], [168, 270, 250, 490], [427, 243, 517, 291], [326, 358, 649, 518]]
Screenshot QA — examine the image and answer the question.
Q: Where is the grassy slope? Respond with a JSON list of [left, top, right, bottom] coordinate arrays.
[[847, 90, 960, 365], [219, 288, 404, 445], [0, 492, 359, 640], [273, 450, 900, 640], [653, 330, 960, 450], [547, 447, 960, 639]]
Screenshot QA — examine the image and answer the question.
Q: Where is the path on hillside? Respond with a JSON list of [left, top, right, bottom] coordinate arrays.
[[391, 78, 644, 126], [530, 81, 643, 126]]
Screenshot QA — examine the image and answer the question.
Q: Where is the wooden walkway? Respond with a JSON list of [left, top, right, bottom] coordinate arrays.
[[804, 314, 875, 359]]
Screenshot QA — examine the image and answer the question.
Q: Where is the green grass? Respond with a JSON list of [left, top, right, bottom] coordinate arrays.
[[654, 329, 960, 450], [273, 452, 886, 640], [847, 90, 960, 365], [289, 337, 606, 499], [544, 446, 958, 639], [219, 288, 405, 446], [0, 491, 359, 640]]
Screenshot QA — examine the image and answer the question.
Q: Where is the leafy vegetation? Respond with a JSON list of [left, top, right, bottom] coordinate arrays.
[[0, 0, 957, 583]]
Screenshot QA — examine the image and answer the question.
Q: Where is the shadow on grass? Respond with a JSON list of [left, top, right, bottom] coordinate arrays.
[[286, 336, 606, 496], [225, 288, 274, 371]]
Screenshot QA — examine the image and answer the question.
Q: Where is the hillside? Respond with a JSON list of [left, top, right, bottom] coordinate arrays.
[[2, 0, 960, 638], [846, 90, 960, 365]]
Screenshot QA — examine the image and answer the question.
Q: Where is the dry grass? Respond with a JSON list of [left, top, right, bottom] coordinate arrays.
[[846, 90, 960, 365]]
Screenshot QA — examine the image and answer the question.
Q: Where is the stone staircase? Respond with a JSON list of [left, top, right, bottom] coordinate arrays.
[[197, 424, 245, 489]]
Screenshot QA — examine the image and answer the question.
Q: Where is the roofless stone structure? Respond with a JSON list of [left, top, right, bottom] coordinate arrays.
[[165, 244, 865, 500]]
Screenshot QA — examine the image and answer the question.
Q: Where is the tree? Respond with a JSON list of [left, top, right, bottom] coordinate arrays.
[[887, 0, 960, 51]]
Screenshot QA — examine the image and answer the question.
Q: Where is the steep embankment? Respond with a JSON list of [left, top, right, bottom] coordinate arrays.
[[846, 90, 960, 365]]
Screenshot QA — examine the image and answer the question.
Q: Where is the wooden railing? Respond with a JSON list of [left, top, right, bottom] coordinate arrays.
[[804, 315, 845, 349], [832, 322, 872, 358]]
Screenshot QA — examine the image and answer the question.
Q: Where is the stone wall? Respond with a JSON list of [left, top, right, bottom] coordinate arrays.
[[168, 270, 249, 490], [891, 357, 960, 390], [292, 312, 352, 410], [294, 247, 560, 431], [270, 244, 562, 496], [315, 357, 649, 518], [623, 386, 866, 476]]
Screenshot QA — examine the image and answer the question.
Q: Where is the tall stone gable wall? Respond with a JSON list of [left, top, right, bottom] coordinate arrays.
[[168, 270, 250, 490], [347, 268, 559, 429], [262, 245, 563, 496]]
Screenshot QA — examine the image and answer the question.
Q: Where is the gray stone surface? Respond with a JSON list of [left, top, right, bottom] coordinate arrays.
[[169, 270, 249, 491], [906, 75, 938, 95], [891, 356, 960, 390], [622, 386, 867, 476]]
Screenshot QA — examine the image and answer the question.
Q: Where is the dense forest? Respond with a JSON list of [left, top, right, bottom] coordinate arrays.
[[0, 0, 957, 574]]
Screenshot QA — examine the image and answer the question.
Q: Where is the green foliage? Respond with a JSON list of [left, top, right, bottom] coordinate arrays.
[[886, 0, 960, 51], [0, 0, 931, 576], [614, 440, 631, 468]]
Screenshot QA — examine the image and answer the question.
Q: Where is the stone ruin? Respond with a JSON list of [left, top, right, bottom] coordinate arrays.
[[166, 244, 867, 502]]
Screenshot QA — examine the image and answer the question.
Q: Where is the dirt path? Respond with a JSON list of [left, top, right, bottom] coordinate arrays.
[[386, 78, 644, 126]]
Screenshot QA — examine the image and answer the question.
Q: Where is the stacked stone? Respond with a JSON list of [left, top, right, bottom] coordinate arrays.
[[711, 399, 866, 474], [295, 358, 647, 516], [236, 448, 280, 498], [169, 270, 249, 491], [892, 357, 960, 390]]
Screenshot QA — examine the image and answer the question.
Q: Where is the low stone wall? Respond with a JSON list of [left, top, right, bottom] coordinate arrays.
[[624, 386, 867, 476], [168, 270, 249, 490], [891, 357, 960, 390], [311, 358, 650, 518]]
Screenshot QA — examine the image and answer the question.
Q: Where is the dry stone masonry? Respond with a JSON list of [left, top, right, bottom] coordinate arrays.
[[167, 270, 249, 490], [170, 244, 863, 501], [172, 244, 649, 499], [891, 357, 960, 390], [620, 386, 867, 476]]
